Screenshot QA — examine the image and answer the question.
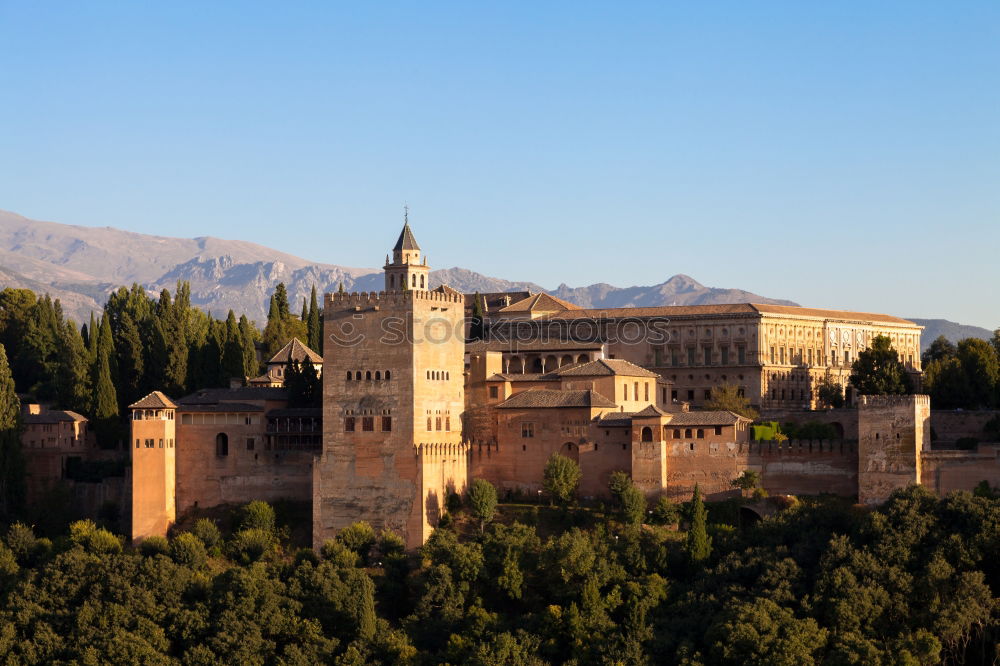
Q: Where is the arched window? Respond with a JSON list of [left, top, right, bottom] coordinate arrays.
[[374, 371, 381, 380], [215, 433, 229, 457], [426, 371, 430, 379], [446, 372, 449, 380], [346, 371, 352, 381], [389, 275, 395, 289], [427, 417, 432, 431], [673, 429, 681, 438], [420, 275, 425, 288], [577, 354, 589, 363], [366, 371, 372, 380], [697, 429, 705, 439], [641, 426, 653, 442], [412, 274, 416, 287], [355, 371, 362, 381], [385, 370, 391, 380], [685, 428, 692, 438]]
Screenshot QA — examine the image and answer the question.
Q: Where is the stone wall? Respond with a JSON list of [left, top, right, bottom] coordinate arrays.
[[921, 446, 1000, 495], [930, 410, 1000, 444], [666, 439, 858, 502], [857, 394, 930, 505]]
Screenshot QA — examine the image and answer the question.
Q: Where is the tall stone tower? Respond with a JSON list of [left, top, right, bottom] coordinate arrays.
[[383, 211, 430, 292], [858, 394, 931, 504], [314, 222, 468, 549], [129, 391, 178, 540]]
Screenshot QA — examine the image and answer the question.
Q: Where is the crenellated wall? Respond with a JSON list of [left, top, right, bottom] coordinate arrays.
[[665, 438, 858, 502]]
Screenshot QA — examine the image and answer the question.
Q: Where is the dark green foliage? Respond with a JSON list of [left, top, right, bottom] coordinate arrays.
[[467, 478, 498, 531], [285, 359, 321, 407], [336, 521, 376, 563], [469, 292, 485, 342], [651, 496, 679, 525], [705, 383, 758, 419], [685, 484, 712, 564], [192, 518, 222, 548], [922, 335, 957, 366], [731, 469, 761, 496], [543, 453, 581, 506], [924, 336, 1000, 409], [1, 488, 1000, 663], [781, 421, 838, 440], [0, 344, 25, 521], [609, 471, 646, 525], [849, 334, 913, 396], [237, 499, 277, 533], [307, 285, 322, 354], [138, 535, 170, 557], [816, 374, 845, 408]]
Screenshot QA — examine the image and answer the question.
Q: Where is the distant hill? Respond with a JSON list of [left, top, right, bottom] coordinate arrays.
[[909, 319, 994, 351], [0, 208, 802, 325]]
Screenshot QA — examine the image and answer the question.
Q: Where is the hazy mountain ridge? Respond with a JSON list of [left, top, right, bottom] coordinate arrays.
[[908, 319, 994, 352], [5, 209, 983, 348]]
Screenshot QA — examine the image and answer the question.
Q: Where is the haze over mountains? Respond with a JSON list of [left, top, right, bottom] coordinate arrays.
[[0, 209, 990, 350]]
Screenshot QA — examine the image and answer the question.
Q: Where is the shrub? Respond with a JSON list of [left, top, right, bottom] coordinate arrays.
[[170, 532, 207, 568], [467, 479, 498, 531], [376, 529, 406, 559], [320, 539, 360, 568], [69, 520, 122, 554], [336, 521, 376, 562], [6, 522, 38, 564], [138, 535, 170, 557], [651, 496, 680, 526], [446, 491, 463, 514], [237, 500, 276, 533], [543, 453, 581, 506], [227, 528, 275, 564], [192, 518, 221, 548]]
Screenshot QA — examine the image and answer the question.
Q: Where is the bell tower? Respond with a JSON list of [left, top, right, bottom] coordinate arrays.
[[384, 207, 430, 291]]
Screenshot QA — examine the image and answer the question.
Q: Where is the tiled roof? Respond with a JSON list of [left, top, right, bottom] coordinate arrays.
[[24, 410, 87, 424], [750, 304, 917, 326], [596, 413, 634, 427], [486, 373, 557, 382], [434, 284, 462, 296], [633, 405, 669, 418], [496, 389, 617, 409], [129, 391, 178, 410], [178, 402, 264, 413], [499, 292, 582, 313], [178, 387, 287, 404], [666, 410, 749, 426], [554, 358, 661, 379], [393, 222, 420, 251], [533, 302, 916, 326], [268, 338, 322, 365]]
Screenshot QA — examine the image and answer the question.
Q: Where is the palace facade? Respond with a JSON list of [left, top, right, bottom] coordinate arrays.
[[129, 221, 1000, 549]]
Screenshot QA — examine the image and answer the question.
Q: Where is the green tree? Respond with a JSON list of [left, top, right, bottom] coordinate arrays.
[[307, 285, 322, 354], [467, 479, 498, 531], [469, 292, 485, 342], [543, 453, 581, 507], [816, 374, 844, 408], [90, 317, 120, 447], [849, 334, 913, 396], [609, 471, 646, 525], [221, 310, 245, 381], [0, 344, 25, 521], [54, 321, 91, 414], [922, 335, 957, 366], [955, 338, 998, 408], [705, 383, 758, 420], [238, 314, 260, 378], [685, 484, 711, 564], [731, 470, 761, 497], [114, 312, 145, 410]]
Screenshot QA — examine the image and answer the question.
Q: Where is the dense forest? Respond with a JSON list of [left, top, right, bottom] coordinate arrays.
[[0, 481, 997, 665], [0, 282, 322, 440]]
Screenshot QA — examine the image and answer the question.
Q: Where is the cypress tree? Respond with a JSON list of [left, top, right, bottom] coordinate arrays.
[[115, 312, 145, 410], [469, 292, 485, 342], [0, 343, 25, 521], [685, 484, 712, 565], [337, 282, 345, 295], [263, 294, 287, 358], [222, 311, 245, 382], [274, 283, 291, 319], [55, 321, 91, 414], [307, 285, 321, 354], [85, 311, 98, 365], [300, 298, 308, 324], [91, 317, 120, 447], [238, 315, 260, 378]]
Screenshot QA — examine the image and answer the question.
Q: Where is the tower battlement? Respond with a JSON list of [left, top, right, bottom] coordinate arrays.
[[325, 289, 464, 310], [858, 394, 930, 409]]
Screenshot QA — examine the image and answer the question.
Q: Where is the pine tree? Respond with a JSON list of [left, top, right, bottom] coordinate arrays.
[[685, 484, 712, 565], [0, 343, 25, 521], [469, 292, 485, 342], [307, 285, 321, 354]]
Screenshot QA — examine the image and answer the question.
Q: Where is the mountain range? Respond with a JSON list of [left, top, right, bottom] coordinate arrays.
[[0, 209, 991, 351]]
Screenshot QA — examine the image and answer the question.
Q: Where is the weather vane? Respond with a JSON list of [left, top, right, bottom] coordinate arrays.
[[404, 203, 409, 224]]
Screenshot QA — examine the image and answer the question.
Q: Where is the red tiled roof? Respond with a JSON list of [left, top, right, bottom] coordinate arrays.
[[496, 389, 617, 409], [129, 391, 178, 410]]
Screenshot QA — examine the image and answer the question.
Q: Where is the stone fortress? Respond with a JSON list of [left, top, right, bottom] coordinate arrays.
[[128, 222, 1000, 548]]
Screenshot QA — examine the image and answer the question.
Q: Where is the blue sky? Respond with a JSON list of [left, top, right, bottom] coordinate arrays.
[[0, 2, 997, 328]]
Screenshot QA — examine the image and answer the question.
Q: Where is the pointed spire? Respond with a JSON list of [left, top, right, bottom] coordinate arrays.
[[393, 205, 420, 252]]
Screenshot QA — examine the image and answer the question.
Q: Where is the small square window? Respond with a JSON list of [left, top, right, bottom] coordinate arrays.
[[521, 423, 534, 438]]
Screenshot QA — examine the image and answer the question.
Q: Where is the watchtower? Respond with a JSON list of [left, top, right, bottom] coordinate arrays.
[[315, 223, 468, 549], [858, 394, 931, 504], [129, 391, 178, 540]]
